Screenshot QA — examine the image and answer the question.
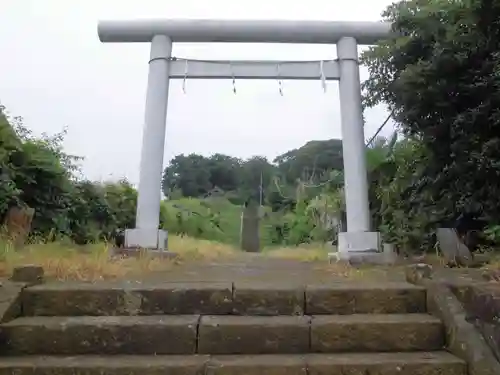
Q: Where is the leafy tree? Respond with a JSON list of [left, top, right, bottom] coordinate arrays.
[[238, 156, 275, 204], [0, 105, 139, 244], [161, 139, 345, 207], [162, 153, 276, 203], [374, 137, 437, 251], [5, 116, 80, 236], [273, 139, 344, 184], [0, 107, 22, 217], [68, 181, 111, 244], [102, 179, 138, 230], [162, 154, 212, 197], [207, 154, 242, 192], [362, 0, 500, 226]]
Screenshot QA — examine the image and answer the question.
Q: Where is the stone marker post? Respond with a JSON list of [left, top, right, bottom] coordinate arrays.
[[240, 202, 260, 252]]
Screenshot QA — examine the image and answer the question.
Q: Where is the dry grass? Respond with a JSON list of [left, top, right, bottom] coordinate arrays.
[[0, 241, 162, 281], [0, 235, 343, 281], [264, 242, 330, 262], [0, 236, 337, 281], [4, 234, 496, 283], [485, 253, 500, 270], [0, 235, 240, 281], [168, 235, 237, 260]]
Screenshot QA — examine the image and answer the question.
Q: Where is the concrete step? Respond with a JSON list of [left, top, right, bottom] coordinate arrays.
[[21, 281, 426, 316], [198, 315, 310, 354], [199, 314, 444, 354], [1, 314, 443, 355], [0, 352, 466, 375], [310, 314, 444, 353], [0, 315, 200, 355]]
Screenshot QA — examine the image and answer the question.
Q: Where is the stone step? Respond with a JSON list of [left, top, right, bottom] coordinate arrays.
[[21, 281, 426, 316], [309, 314, 444, 353], [0, 352, 466, 375], [0, 314, 443, 355], [198, 314, 444, 354], [0, 315, 200, 355]]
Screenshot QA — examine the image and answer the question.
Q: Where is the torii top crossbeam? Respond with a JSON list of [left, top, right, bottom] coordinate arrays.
[[98, 19, 391, 45]]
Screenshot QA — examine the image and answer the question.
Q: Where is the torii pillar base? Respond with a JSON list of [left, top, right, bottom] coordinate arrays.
[[110, 228, 178, 259], [125, 228, 169, 250], [328, 231, 395, 265]]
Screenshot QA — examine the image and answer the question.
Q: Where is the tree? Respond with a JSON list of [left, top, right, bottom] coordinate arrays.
[[273, 139, 344, 184], [207, 154, 242, 192], [68, 180, 111, 244], [162, 154, 212, 197], [0, 107, 22, 217], [161, 153, 276, 203], [362, 0, 500, 229], [238, 156, 275, 204], [0, 105, 140, 244], [4, 113, 81, 236]]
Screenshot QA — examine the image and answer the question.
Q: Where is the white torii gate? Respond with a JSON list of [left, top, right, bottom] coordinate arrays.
[[97, 19, 391, 260]]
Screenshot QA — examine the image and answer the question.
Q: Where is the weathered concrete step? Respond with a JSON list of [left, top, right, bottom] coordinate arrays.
[[0, 315, 199, 355], [310, 314, 444, 353], [305, 283, 426, 315], [21, 281, 426, 316], [1, 314, 443, 355], [21, 282, 234, 316], [0, 352, 466, 375], [198, 315, 310, 354], [199, 314, 444, 354]]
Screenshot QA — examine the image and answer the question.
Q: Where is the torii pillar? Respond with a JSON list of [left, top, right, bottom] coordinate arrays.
[[97, 19, 391, 260]]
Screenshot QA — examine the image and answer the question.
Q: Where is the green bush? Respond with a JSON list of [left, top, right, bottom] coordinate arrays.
[[0, 106, 138, 243]]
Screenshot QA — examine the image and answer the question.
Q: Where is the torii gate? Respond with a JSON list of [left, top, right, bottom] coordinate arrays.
[[97, 19, 391, 260]]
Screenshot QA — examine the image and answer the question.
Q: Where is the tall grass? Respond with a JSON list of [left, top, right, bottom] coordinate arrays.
[[0, 234, 342, 281], [0, 235, 238, 281]]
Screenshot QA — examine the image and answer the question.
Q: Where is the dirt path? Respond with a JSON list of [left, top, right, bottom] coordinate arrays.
[[135, 253, 407, 284], [137, 252, 491, 285]]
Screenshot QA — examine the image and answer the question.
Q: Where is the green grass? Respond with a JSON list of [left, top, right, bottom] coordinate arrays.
[[160, 197, 277, 246]]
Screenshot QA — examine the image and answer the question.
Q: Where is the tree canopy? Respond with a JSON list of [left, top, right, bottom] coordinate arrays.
[[362, 0, 500, 223], [161, 138, 345, 205]]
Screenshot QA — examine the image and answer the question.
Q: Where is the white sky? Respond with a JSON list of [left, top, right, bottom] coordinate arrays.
[[0, 0, 394, 185]]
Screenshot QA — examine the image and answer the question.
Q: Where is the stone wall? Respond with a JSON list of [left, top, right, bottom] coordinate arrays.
[[454, 283, 500, 362]]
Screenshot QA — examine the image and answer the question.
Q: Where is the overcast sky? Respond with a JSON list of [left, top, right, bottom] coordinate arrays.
[[1, 0, 394, 185]]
